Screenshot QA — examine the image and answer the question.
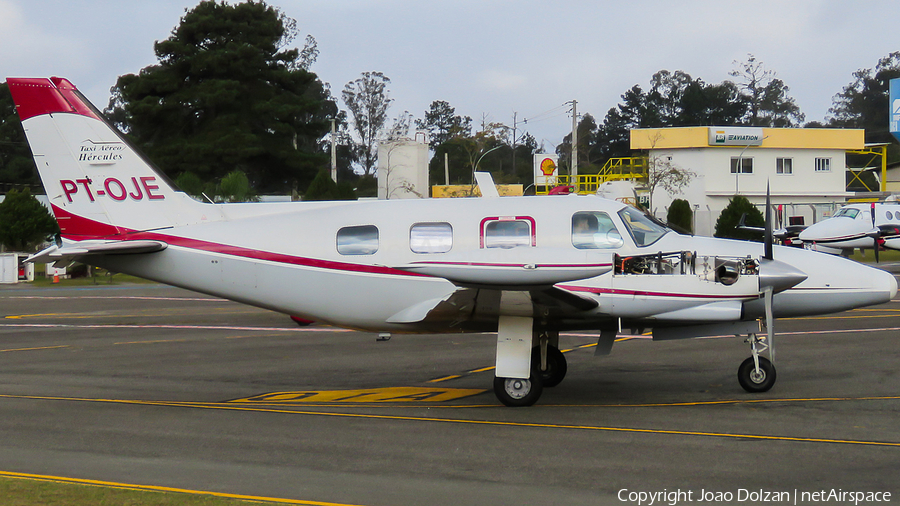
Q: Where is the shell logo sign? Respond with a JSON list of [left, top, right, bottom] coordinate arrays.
[[534, 154, 559, 185], [540, 158, 557, 176]]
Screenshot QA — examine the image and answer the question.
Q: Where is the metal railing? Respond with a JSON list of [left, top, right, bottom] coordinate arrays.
[[536, 157, 647, 195]]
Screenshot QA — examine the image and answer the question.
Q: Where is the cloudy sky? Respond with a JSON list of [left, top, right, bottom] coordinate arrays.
[[2, 0, 899, 149]]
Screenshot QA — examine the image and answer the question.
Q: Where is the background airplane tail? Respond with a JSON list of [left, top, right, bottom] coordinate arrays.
[[7, 77, 210, 239]]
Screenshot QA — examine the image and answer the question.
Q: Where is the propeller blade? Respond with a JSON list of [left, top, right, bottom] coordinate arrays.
[[764, 182, 773, 260], [872, 202, 880, 263], [763, 286, 775, 364]]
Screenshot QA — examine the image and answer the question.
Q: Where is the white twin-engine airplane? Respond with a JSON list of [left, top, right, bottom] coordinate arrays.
[[798, 201, 900, 260], [8, 77, 898, 406]]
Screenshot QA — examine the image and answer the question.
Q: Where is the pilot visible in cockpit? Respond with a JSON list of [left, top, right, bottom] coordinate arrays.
[[572, 214, 599, 248], [572, 212, 624, 249]]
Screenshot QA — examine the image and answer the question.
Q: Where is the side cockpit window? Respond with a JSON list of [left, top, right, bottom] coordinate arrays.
[[337, 225, 379, 255], [410, 222, 453, 254], [572, 211, 624, 249]]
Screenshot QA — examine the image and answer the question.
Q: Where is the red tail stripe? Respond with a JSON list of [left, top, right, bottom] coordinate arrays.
[[7, 77, 100, 122]]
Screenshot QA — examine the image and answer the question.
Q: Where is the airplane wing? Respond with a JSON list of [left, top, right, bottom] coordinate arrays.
[[26, 240, 168, 267], [393, 248, 612, 288], [386, 285, 600, 327], [388, 248, 607, 327]]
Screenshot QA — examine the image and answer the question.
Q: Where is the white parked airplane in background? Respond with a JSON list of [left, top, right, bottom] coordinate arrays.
[[7, 77, 898, 406], [799, 201, 900, 260]]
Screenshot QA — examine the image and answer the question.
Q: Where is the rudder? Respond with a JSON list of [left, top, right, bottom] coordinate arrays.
[[7, 77, 208, 239]]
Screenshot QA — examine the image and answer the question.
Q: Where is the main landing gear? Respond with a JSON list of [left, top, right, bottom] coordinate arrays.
[[737, 332, 776, 393], [493, 328, 568, 407]]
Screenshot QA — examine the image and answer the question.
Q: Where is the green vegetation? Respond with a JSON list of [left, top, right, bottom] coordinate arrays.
[[106, 0, 335, 195], [0, 476, 262, 506], [666, 198, 693, 233], [849, 248, 900, 263], [0, 188, 58, 252], [714, 195, 764, 241]]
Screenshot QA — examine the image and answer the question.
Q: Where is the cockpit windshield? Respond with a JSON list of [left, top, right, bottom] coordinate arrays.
[[833, 208, 860, 219], [617, 206, 670, 247]]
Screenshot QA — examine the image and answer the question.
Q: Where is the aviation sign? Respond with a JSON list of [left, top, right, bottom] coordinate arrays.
[[708, 127, 764, 146]]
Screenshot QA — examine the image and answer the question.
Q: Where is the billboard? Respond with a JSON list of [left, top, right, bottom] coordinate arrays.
[[891, 78, 900, 143], [534, 154, 558, 185]]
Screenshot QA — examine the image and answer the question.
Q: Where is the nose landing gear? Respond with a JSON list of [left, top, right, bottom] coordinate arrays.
[[738, 333, 776, 393]]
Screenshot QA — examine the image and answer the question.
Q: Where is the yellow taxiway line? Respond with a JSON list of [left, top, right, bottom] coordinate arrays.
[[2, 393, 899, 448], [0, 470, 364, 506]]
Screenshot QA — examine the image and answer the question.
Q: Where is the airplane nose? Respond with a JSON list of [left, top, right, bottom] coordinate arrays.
[[883, 269, 898, 300], [864, 265, 897, 305], [798, 223, 822, 241]]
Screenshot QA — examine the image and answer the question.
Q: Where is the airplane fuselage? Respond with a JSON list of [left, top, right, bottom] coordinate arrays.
[[77, 195, 896, 334]]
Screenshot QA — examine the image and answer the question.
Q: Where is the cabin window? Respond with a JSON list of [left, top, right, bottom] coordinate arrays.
[[481, 217, 535, 249], [730, 157, 753, 174], [336, 225, 379, 255], [887, 211, 894, 220], [572, 212, 623, 249], [815, 157, 831, 172], [776, 158, 793, 174], [410, 222, 453, 253]]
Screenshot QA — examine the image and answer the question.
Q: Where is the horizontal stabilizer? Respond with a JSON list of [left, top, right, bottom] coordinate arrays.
[[26, 240, 167, 265], [394, 248, 612, 288]]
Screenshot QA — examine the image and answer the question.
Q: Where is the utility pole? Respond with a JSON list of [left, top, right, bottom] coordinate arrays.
[[330, 119, 337, 182], [511, 112, 517, 180], [570, 100, 578, 183]]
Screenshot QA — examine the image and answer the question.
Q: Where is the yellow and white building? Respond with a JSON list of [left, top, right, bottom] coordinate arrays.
[[631, 126, 866, 235]]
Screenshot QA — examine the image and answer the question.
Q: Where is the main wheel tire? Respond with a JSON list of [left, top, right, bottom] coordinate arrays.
[[533, 346, 567, 387], [493, 373, 544, 407], [737, 356, 776, 393]]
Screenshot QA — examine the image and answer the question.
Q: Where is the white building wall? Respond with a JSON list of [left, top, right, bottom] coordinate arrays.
[[377, 139, 430, 199], [649, 146, 850, 234]]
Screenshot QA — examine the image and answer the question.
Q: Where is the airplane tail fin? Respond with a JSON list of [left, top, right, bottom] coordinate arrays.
[[6, 77, 210, 239]]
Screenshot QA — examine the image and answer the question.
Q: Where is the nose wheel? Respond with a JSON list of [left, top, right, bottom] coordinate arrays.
[[738, 333, 777, 393]]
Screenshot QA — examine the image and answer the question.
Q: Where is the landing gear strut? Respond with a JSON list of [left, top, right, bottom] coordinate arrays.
[[738, 333, 777, 392], [493, 318, 570, 406], [534, 343, 567, 388], [492, 345, 567, 406]]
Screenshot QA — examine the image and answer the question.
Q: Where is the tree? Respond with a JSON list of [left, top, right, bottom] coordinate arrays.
[[386, 111, 414, 141], [676, 80, 748, 126], [416, 100, 472, 148], [303, 168, 356, 201], [714, 195, 764, 241], [646, 153, 695, 213], [730, 54, 804, 127], [666, 198, 693, 233], [0, 188, 58, 252], [342, 71, 392, 175], [828, 52, 900, 143], [106, 0, 335, 194], [0, 83, 40, 191], [219, 170, 257, 202]]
